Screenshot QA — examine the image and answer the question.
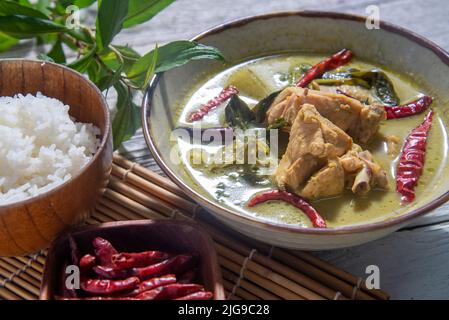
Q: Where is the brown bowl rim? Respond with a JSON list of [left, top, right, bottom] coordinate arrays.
[[39, 219, 225, 300], [142, 11, 449, 236], [0, 59, 111, 210]]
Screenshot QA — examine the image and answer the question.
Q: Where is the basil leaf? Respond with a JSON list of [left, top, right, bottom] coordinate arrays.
[[15, 0, 32, 7], [0, 0, 49, 19], [123, 0, 175, 28], [154, 41, 224, 73], [112, 82, 141, 150], [252, 90, 282, 123], [96, 64, 124, 91], [67, 47, 96, 72], [225, 95, 254, 129], [321, 67, 359, 80], [100, 45, 140, 72], [0, 16, 66, 37], [67, 28, 94, 44], [127, 40, 224, 87], [114, 45, 141, 60], [59, 0, 97, 9], [73, 0, 97, 8], [142, 44, 158, 89], [37, 53, 54, 62], [95, 0, 129, 51], [319, 68, 400, 105], [349, 70, 400, 105], [0, 31, 18, 52], [314, 78, 371, 88], [47, 39, 66, 63], [372, 72, 400, 106], [36, 0, 52, 16]]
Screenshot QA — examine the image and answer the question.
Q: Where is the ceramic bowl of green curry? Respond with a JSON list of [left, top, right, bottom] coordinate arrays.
[[142, 11, 449, 250]]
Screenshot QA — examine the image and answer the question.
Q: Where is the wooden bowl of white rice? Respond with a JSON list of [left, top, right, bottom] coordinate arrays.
[[0, 59, 112, 256]]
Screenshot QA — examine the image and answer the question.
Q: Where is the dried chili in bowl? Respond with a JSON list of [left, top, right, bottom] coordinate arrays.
[[296, 49, 353, 88], [248, 190, 327, 228], [93, 237, 118, 267], [61, 237, 213, 300], [188, 85, 239, 122], [112, 251, 171, 269], [385, 96, 433, 119], [396, 110, 434, 204]]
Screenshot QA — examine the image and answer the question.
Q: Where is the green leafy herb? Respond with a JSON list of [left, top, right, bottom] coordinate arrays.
[[36, 0, 53, 16], [0, 0, 224, 149], [73, 0, 97, 8], [67, 47, 96, 73], [127, 40, 224, 88], [0, 31, 18, 52], [319, 68, 400, 105], [321, 67, 359, 80], [112, 82, 141, 150], [96, 0, 129, 51], [314, 78, 371, 88], [225, 95, 255, 129], [252, 90, 282, 123], [123, 0, 175, 28], [0, 1, 49, 19], [363, 71, 400, 106], [37, 53, 54, 62], [0, 15, 66, 37], [47, 39, 66, 63]]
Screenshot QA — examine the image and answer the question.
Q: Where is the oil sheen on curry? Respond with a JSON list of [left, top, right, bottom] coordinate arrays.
[[174, 50, 447, 228]]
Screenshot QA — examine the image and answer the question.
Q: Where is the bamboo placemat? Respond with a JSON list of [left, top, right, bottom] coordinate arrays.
[[0, 154, 390, 300]]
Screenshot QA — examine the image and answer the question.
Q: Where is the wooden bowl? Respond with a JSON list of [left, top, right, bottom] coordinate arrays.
[[0, 59, 112, 257], [40, 220, 225, 300]]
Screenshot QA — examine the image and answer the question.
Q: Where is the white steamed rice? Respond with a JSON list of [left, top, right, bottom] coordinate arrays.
[[0, 92, 100, 205]]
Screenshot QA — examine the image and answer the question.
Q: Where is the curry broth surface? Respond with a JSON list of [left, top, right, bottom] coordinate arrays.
[[175, 53, 447, 228]]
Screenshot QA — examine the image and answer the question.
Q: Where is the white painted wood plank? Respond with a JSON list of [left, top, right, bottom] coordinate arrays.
[[315, 221, 449, 299], [114, 0, 449, 53]]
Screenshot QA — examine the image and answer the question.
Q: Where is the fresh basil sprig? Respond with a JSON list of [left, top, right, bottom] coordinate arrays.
[[0, 0, 224, 149]]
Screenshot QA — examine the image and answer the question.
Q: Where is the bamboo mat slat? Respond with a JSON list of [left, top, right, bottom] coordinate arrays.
[[0, 155, 390, 300]]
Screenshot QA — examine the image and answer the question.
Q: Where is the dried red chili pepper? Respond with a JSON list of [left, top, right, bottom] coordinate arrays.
[[396, 110, 434, 204], [135, 283, 203, 300], [80, 277, 140, 295], [248, 190, 327, 228], [188, 85, 239, 122], [130, 254, 196, 280], [126, 274, 177, 297], [55, 296, 136, 300], [175, 291, 213, 300], [296, 49, 353, 88], [385, 96, 433, 119], [93, 237, 118, 267], [112, 251, 171, 269], [178, 269, 196, 284], [79, 254, 96, 273], [93, 265, 130, 279]]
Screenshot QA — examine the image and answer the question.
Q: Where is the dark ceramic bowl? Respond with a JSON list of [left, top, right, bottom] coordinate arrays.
[[40, 220, 225, 300]]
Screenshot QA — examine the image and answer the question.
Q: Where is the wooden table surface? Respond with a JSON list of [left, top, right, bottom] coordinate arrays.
[[3, 0, 449, 299]]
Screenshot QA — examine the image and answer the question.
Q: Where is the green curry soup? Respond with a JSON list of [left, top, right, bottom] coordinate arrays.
[[173, 53, 447, 228]]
